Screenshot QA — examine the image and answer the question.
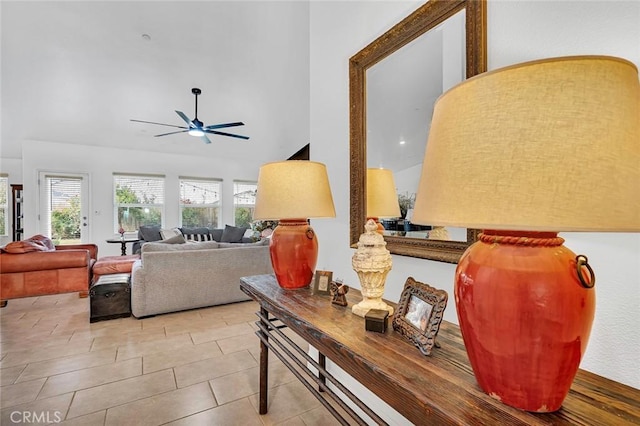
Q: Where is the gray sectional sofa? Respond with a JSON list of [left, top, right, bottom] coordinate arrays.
[[130, 239, 272, 317]]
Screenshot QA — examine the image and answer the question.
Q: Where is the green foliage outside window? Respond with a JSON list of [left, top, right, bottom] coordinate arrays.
[[182, 206, 219, 228], [116, 185, 140, 204], [235, 207, 253, 228], [180, 179, 220, 229], [116, 185, 162, 231], [51, 195, 81, 240]]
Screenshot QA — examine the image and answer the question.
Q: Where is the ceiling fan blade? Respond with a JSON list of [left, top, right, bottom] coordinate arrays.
[[131, 119, 187, 130], [204, 122, 245, 130], [200, 134, 212, 144], [175, 110, 194, 127], [205, 129, 250, 140], [154, 130, 189, 137]]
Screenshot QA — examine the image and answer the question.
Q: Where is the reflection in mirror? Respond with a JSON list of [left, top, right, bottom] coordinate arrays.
[[367, 10, 467, 242], [349, 0, 487, 263], [366, 168, 401, 230]]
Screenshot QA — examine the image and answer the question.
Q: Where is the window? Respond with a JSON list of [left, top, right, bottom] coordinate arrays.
[[44, 175, 82, 244], [180, 177, 221, 228], [114, 174, 164, 232], [233, 181, 257, 228], [0, 176, 7, 236]]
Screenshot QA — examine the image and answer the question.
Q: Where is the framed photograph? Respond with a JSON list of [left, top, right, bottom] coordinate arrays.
[[313, 270, 333, 296], [392, 277, 448, 356]]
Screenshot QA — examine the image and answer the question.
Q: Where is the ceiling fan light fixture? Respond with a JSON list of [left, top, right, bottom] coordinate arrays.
[[131, 88, 249, 142]]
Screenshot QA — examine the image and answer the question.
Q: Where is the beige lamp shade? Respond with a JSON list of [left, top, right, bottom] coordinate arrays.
[[367, 168, 401, 218], [253, 161, 336, 220], [412, 55, 640, 232]]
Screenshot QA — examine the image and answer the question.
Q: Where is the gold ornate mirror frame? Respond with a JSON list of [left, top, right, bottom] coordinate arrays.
[[349, 0, 487, 263]]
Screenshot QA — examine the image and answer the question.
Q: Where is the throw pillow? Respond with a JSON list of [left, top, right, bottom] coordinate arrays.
[[180, 227, 212, 242], [139, 225, 162, 242], [221, 225, 247, 243], [160, 228, 182, 240], [210, 229, 224, 242], [160, 234, 186, 244]]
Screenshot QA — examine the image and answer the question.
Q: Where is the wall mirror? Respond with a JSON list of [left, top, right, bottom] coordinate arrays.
[[349, 0, 486, 263]]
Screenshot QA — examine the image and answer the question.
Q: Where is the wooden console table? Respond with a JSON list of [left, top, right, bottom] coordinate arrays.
[[240, 274, 640, 425]]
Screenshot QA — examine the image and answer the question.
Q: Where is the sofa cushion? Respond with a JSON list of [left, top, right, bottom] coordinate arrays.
[[160, 234, 186, 244], [93, 255, 139, 276], [218, 239, 270, 248], [221, 225, 247, 243], [180, 227, 212, 242], [139, 225, 162, 242], [210, 228, 224, 242], [160, 228, 182, 240], [142, 240, 219, 253]]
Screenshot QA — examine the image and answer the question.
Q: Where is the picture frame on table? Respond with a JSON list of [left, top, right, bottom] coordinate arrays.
[[392, 277, 448, 356], [313, 270, 333, 296]]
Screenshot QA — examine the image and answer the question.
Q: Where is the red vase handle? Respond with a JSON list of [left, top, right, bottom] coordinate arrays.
[[576, 255, 595, 289]]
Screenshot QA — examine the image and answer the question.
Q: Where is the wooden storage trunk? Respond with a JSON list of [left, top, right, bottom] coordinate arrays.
[[90, 273, 131, 322]]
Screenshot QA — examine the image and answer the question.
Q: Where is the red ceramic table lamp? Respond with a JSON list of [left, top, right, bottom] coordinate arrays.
[[366, 168, 401, 234], [253, 161, 336, 289], [412, 56, 639, 412]]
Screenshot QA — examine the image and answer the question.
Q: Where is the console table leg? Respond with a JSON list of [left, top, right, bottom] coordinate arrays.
[[259, 306, 269, 414], [319, 352, 326, 392]]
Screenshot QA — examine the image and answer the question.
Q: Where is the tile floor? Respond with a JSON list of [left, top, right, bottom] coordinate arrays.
[[0, 293, 341, 425]]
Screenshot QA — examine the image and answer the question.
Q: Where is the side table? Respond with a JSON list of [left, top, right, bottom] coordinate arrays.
[[106, 237, 140, 256]]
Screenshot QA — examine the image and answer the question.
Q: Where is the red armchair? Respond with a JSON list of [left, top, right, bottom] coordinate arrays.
[[0, 235, 98, 307]]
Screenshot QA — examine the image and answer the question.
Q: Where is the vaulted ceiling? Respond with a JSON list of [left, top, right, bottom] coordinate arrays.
[[1, 1, 311, 162]]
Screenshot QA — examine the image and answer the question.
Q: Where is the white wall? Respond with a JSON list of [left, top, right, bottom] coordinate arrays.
[[20, 140, 266, 257], [310, 1, 640, 408]]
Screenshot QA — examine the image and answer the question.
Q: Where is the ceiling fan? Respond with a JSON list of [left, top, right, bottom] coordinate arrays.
[[131, 88, 249, 144]]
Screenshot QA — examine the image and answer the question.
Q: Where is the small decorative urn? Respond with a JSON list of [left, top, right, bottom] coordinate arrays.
[[351, 219, 394, 317]]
